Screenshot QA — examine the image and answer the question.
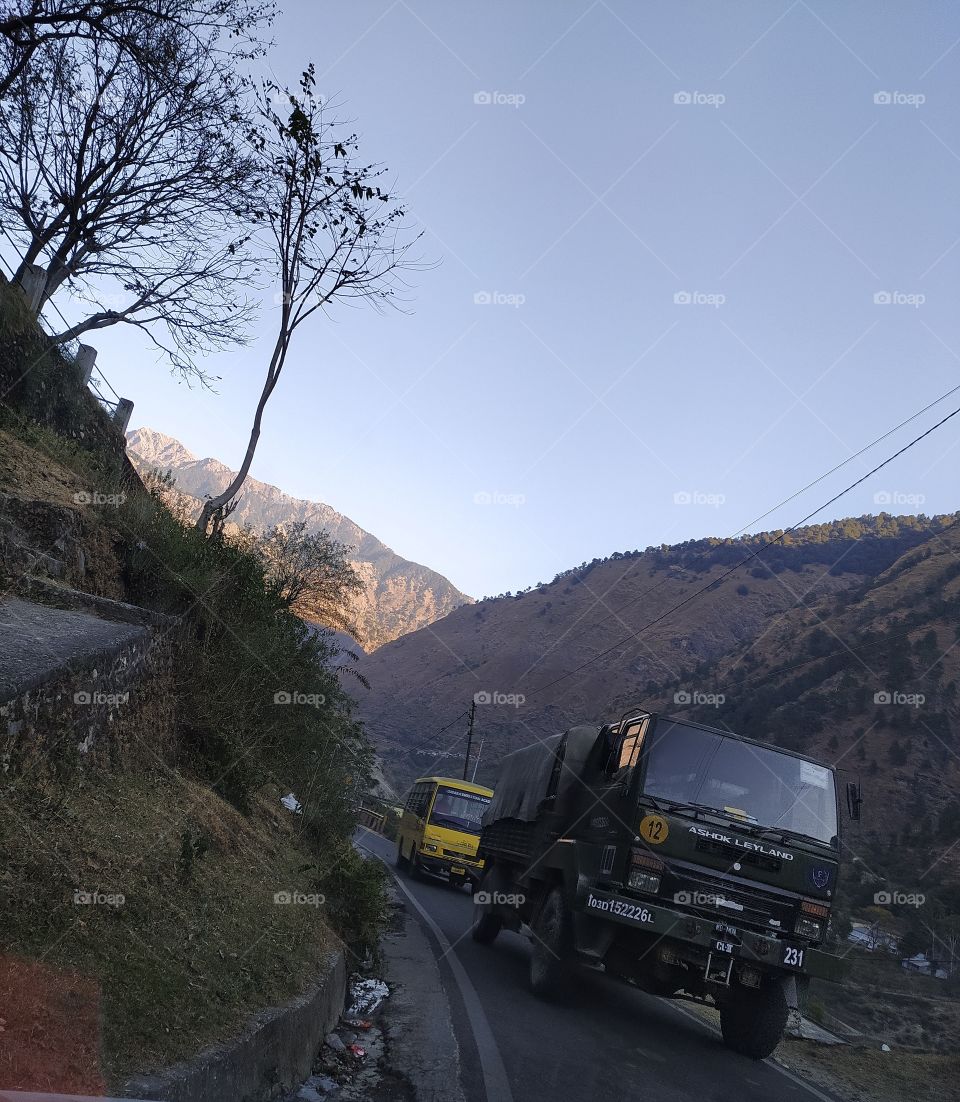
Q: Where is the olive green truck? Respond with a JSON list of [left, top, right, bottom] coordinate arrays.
[[472, 711, 860, 1058]]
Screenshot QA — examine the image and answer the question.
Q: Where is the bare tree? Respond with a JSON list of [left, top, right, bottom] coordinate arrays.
[[0, 14, 258, 375], [0, 0, 274, 98], [253, 521, 363, 632], [196, 66, 422, 532]]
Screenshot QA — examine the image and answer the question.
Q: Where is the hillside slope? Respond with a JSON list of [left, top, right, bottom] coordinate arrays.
[[638, 520, 960, 878], [126, 427, 471, 649], [359, 514, 955, 791]]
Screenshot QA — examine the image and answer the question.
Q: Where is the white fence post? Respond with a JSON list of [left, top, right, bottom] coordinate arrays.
[[113, 398, 134, 434], [75, 344, 97, 385]]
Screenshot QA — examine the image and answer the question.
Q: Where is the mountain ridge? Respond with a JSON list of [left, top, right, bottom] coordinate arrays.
[[125, 427, 472, 649], [356, 512, 960, 794]]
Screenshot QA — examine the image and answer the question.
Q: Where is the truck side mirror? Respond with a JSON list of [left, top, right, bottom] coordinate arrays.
[[845, 781, 862, 821]]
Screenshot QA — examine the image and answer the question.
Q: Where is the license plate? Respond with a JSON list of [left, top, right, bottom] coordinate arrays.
[[714, 939, 735, 954], [450, 865, 466, 876]]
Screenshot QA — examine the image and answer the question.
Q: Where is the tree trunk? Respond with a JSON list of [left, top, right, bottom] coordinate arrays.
[[195, 326, 288, 535]]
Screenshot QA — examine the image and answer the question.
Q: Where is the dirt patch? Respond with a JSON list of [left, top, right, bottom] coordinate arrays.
[[778, 1038, 960, 1102], [0, 427, 86, 505], [678, 999, 960, 1102]]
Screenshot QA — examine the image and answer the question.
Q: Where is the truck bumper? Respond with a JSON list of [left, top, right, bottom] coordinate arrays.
[[575, 885, 848, 983]]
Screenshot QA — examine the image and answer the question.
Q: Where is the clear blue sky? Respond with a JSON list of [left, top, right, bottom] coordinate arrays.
[[87, 2, 960, 597]]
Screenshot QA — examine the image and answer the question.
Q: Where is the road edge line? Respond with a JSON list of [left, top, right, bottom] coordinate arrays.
[[666, 1001, 840, 1102], [357, 833, 515, 1102]]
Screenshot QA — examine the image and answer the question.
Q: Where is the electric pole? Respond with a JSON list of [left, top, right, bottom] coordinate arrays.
[[470, 738, 484, 782], [463, 699, 476, 781]]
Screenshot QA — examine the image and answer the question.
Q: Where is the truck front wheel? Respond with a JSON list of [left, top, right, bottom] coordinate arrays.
[[719, 980, 788, 1059], [529, 887, 573, 998]]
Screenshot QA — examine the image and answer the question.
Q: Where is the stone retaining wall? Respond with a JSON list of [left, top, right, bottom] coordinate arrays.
[[125, 951, 347, 1102]]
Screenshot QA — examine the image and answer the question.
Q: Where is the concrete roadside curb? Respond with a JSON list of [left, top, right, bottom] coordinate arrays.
[[124, 950, 346, 1102]]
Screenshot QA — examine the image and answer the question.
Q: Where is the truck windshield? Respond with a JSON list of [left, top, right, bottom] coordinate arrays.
[[641, 719, 838, 845], [429, 786, 490, 834]]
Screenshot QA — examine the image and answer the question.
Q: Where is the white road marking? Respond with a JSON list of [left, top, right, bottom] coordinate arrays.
[[357, 832, 515, 1102]]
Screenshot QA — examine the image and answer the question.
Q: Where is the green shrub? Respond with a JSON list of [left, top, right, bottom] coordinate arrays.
[[318, 846, 388, 957]]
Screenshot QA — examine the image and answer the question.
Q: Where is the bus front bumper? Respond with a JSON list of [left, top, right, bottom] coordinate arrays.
[[417, 850, 484, 883]]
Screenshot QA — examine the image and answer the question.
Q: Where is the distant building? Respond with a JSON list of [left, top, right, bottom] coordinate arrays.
[[848, 922, 900, 953]]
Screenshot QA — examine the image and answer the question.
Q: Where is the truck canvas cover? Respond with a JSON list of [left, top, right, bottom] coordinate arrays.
[[483, 726, 601, 825]]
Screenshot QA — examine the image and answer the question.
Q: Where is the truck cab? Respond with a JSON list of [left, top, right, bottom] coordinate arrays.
[[473, 711, 857, 1059]]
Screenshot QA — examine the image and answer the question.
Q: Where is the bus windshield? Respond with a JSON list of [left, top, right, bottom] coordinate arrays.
[[641, 719, 838, 846], [429, 786, 490, 834]]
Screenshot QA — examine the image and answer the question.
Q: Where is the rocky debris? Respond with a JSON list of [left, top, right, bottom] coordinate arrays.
[[285, 975, 411, 1101], [325, 1032, 346, 1054]]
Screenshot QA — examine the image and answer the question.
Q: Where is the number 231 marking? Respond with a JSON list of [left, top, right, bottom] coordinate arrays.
[[783, 946, 804, 968]]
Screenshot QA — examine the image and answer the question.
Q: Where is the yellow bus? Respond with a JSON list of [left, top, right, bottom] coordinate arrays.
[[395, 776, 493, 889]]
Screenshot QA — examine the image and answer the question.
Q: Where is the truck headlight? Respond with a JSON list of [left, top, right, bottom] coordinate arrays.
[[795, 897, 829, 940], [794, 916, 823, 940], [628, 849, 664, 894], [423, 843, 438, 853], [628, 869, 662, 893]]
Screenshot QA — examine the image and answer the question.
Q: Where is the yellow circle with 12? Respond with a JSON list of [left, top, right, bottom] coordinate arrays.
[[638, 814, 669, 845]]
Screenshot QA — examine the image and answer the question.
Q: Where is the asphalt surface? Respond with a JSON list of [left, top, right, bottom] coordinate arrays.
[[358, 828, 839, 1102]]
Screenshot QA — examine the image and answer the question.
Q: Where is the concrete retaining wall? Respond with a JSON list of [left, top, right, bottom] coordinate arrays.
[[0, 594, 180, 778], [125, 950, 347, 1102]]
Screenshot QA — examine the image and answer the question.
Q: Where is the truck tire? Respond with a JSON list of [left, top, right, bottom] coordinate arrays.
[[719, 981, 789, 1059], [530, 886, 573, 998], [472, 907, 503, 944]]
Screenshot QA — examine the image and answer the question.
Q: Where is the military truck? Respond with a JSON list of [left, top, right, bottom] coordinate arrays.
[[472, 711, 860, 1059]]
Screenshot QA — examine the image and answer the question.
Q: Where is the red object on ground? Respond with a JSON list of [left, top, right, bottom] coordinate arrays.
[[347, 1043, 366, 1059], [0, 957, 106, 1095]]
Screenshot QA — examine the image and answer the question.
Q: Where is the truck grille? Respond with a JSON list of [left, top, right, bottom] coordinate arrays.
[[694, 838, 782, 872], [665, 865, 795, 934]]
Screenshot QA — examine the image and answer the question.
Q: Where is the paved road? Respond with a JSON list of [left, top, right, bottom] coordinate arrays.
[[358, 828, 838, 1102]]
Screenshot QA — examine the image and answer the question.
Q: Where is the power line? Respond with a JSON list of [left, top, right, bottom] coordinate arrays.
[[381, 394, 960, 768], [522, 401, 960, 701], [541, 377, 960, 646]]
